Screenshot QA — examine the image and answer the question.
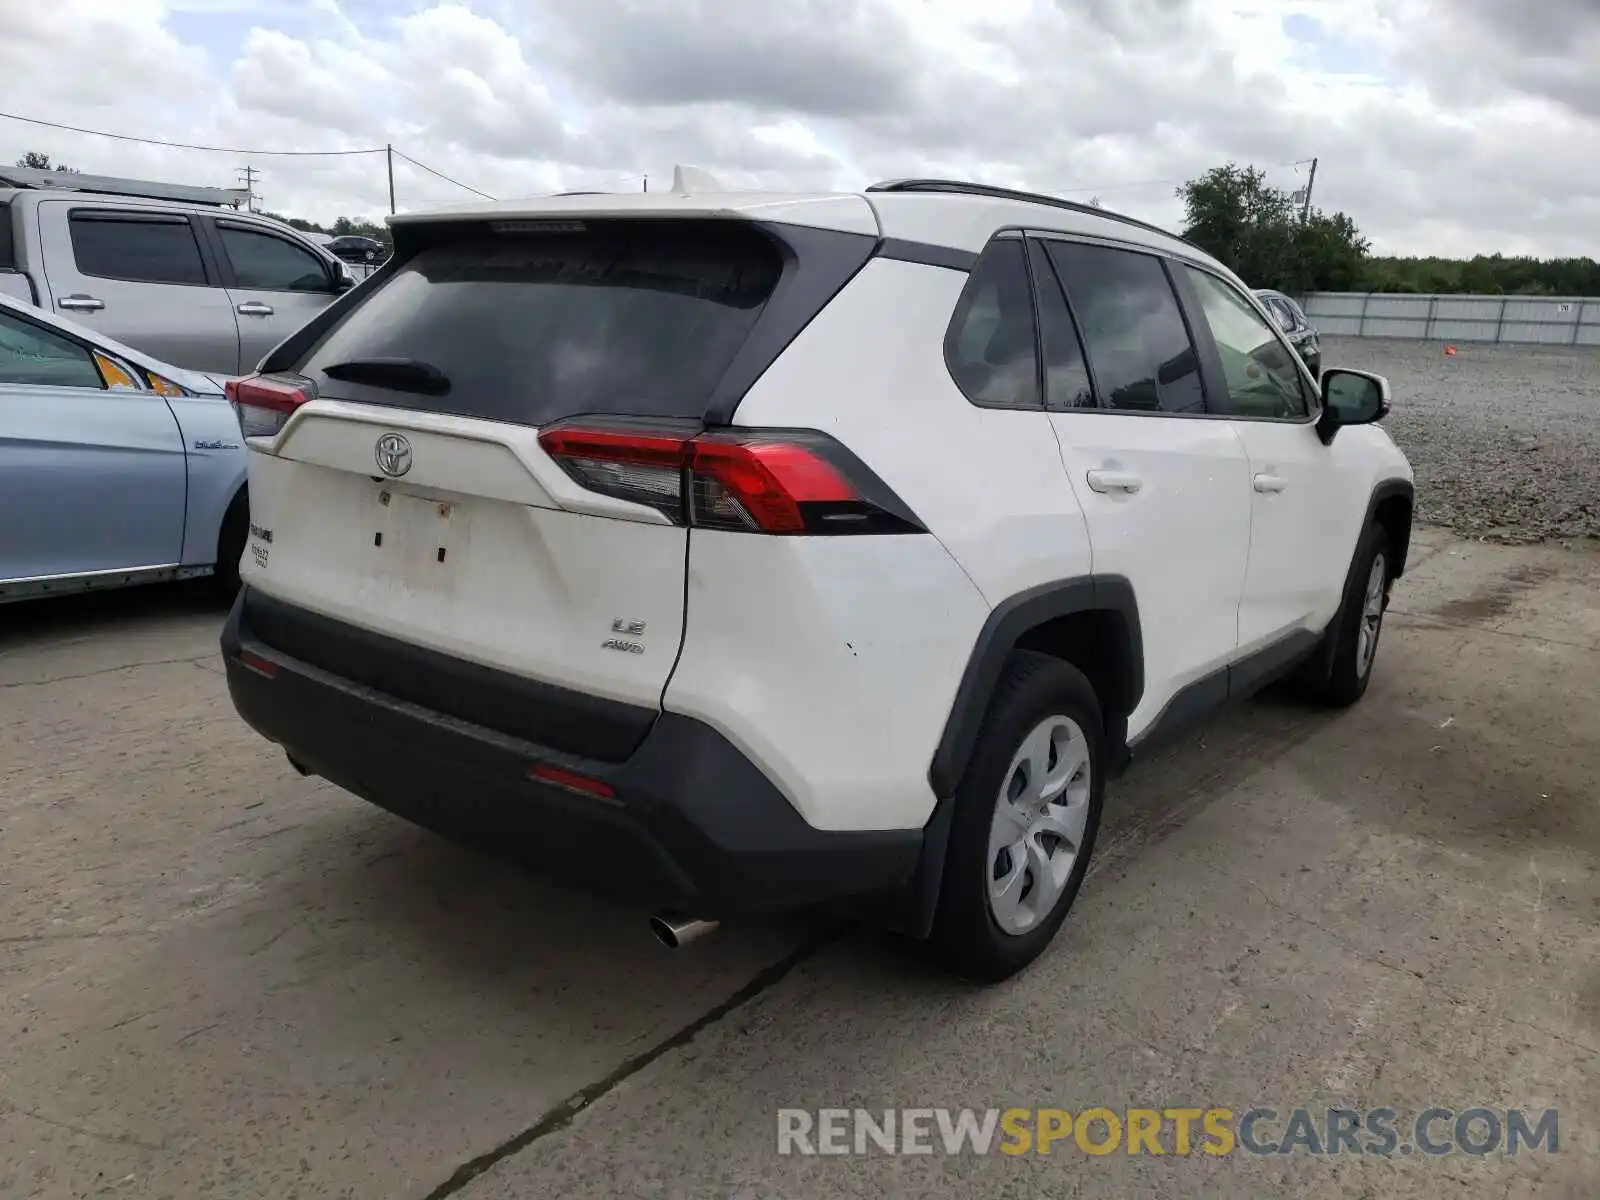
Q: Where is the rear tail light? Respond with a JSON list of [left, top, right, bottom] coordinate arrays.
[[537, 419, 924, 535], [226, 375, 314, 439]]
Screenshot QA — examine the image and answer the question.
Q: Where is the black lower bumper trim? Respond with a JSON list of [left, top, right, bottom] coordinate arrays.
[[221, 589, 921, 916], [239, 587, 655, 762]]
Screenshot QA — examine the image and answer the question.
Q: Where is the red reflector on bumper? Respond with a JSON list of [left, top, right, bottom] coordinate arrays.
[[235, 649, 278, 679], [529, 762, 616, 799]]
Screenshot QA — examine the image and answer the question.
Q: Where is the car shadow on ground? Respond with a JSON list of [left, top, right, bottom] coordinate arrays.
[[1, 581, 231, 646]]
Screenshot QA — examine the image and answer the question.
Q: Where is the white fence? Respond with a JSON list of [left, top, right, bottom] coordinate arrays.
[[1301, 292, 1600, 346]]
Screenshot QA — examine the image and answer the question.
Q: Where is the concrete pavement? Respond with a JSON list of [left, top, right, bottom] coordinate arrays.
[[2, 527, 1596, 1198]]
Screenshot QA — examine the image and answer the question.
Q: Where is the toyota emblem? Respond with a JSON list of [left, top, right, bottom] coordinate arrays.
[[374, 432, 413, 477]]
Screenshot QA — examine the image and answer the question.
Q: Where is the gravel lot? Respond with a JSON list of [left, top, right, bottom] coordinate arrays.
[[1322, 336, 1600, 543]]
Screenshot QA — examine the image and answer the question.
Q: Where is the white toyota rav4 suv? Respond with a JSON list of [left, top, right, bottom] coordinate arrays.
[[221, 176, 1413, 981]]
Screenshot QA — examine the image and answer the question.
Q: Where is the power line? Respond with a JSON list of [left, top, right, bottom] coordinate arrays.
[[392, 149, 496, 201], [0, 109, 383, 156], [1, 107, 497, 205]]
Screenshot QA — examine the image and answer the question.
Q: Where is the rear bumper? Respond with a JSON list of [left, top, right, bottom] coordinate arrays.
[[220, 588, 920, 916]]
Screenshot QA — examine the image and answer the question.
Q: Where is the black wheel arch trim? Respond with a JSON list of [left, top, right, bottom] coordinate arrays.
[[1305, 477, 1414, 687], [1366, 477, 1415, 578], [851, 575, 1141, 941], [927, 574, 1143, 801]]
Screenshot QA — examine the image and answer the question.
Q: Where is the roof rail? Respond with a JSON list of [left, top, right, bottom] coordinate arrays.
[[0, 165, 251, 208], [864, 178, 1190, 245]]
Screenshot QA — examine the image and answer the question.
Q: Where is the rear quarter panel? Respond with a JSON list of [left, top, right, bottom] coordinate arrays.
[[663, 532, 991, 832], [675, 257, 1096, 833], [733, 257, 1094, 605]]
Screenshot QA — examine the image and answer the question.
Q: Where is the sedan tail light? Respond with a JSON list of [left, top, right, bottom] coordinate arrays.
[[538, 419, 924, 535], [226, 375, 314, 438]]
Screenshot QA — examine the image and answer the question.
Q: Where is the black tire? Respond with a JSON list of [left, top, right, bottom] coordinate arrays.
[[1300, 522, 1391, 707], [213, 493, 249, 602], [932, 652, 1106, 983]]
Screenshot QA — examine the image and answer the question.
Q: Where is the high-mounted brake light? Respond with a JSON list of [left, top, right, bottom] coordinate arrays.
[[537, 420, 924, 536], [226, 375, 314, 439]]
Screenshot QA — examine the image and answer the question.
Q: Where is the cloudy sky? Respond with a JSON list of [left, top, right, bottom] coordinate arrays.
[[2, 0, 1597, 257]]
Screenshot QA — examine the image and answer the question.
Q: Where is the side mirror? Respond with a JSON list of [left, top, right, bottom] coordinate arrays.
[[335, 267, 358, 293], [1316, 368, 1391, 444]]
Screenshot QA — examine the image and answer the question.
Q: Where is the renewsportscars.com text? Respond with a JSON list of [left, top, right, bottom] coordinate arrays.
[[776, 1106, 1560, 1157]]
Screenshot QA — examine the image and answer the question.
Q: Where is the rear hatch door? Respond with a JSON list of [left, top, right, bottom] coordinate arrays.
[[244, 218, 790, 757]]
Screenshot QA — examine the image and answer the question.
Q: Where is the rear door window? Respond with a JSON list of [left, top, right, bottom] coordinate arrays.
[[1027, 239, 1095, 410], [1044, 241, 1205, 415], [219, 226, 334, 292], [69, 214, 208, 286], [300, 221, 783, 425]]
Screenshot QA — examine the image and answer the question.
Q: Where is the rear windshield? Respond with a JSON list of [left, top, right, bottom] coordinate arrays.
[[301, 221, 783, 425]]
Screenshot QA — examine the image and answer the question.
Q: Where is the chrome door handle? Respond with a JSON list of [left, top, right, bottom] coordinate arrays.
[[58, 295, 104, 312], [236, 301, 275, 316], [1085, 469, 1143, 495], [1253, 473, 1288, 494]]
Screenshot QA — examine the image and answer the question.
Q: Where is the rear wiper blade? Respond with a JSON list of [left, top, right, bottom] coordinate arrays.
[[321, 357, 451, 396]]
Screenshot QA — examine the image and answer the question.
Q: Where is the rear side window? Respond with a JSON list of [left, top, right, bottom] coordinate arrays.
[[219, 226, 333, 292], [1045, 242, 1204, 415], [70, 214, 208, 286], [301, 221, 783, 425], [944, 238, 1040, 410]]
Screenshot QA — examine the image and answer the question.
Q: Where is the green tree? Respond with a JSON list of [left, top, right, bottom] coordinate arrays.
[[1176, 162, 1369, 294], [15, 150, 76, 173], [261, 211, 330, 234]]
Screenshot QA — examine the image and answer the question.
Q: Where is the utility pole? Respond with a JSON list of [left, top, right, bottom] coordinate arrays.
[[1300, 157, 1318, 222], [237, 164, 260, 212], [642, 173, 648, 193], [386, 144, 396, 215]]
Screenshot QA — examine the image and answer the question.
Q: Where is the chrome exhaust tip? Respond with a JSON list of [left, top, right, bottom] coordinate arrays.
[[648, 913, 720, 949]]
